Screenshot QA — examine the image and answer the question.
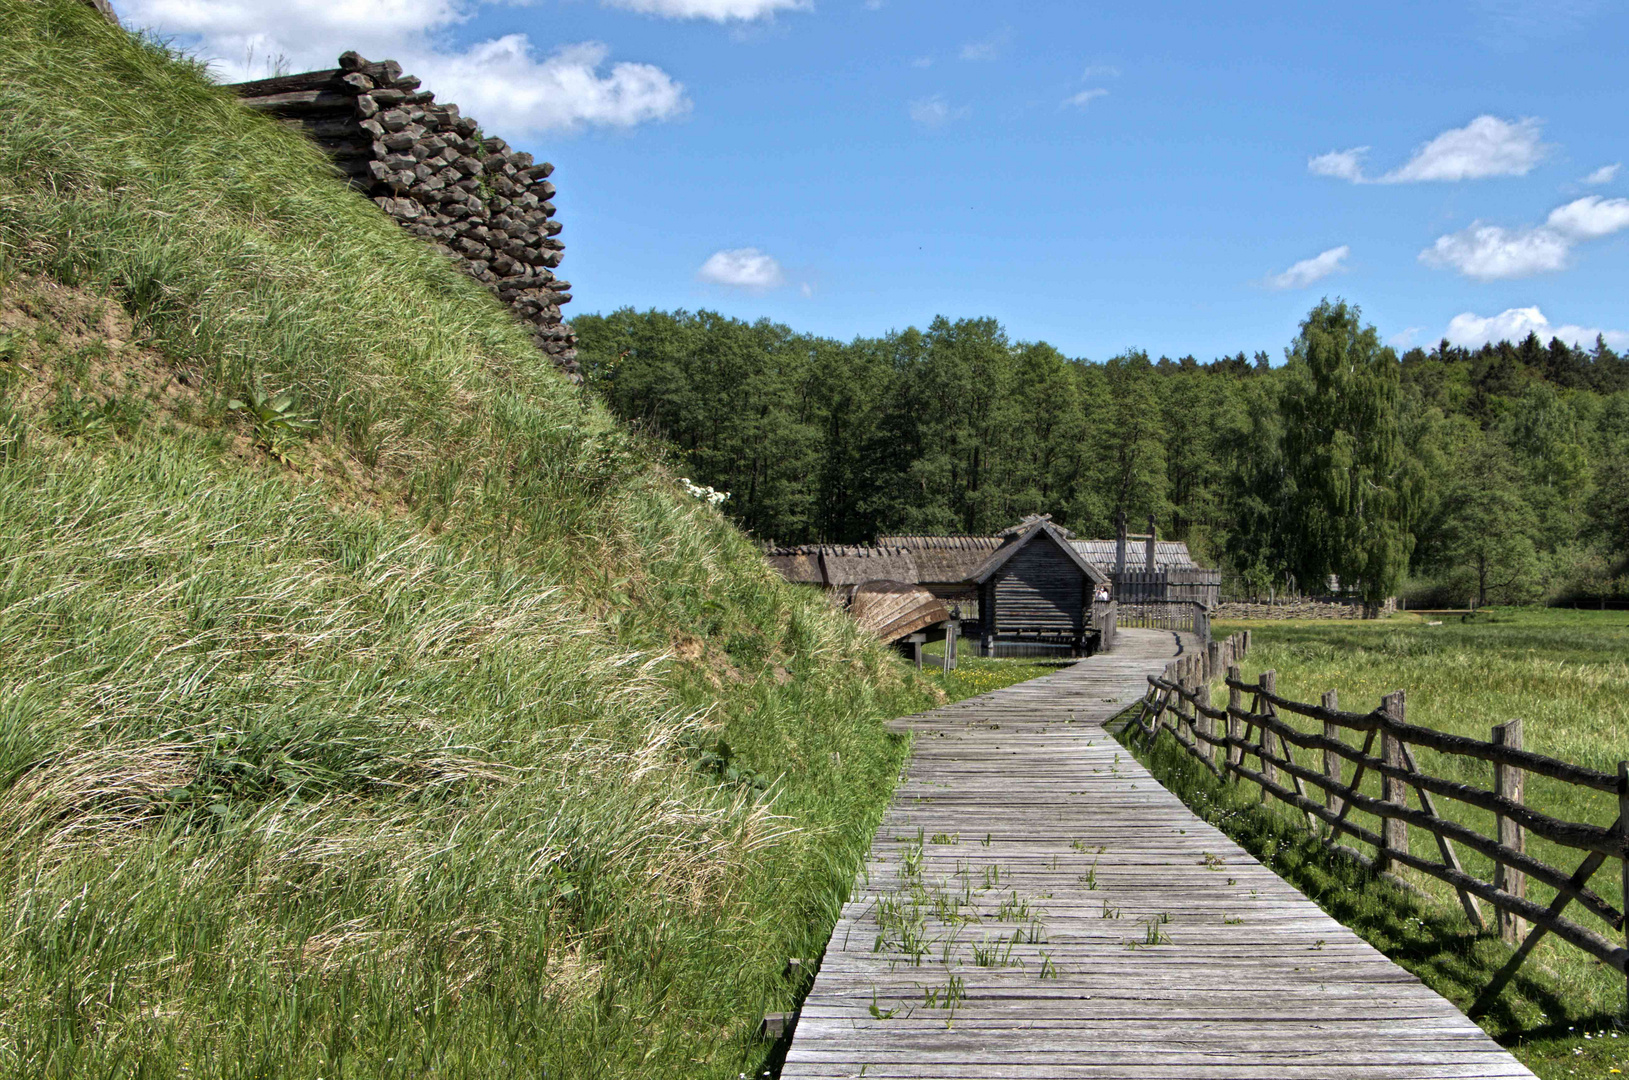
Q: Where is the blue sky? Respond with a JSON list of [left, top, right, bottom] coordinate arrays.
[[116, 0, 1628, 360]]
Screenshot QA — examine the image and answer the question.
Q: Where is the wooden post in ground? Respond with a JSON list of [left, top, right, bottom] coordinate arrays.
[[1259, 671, 1278, 800], [1379, 692, 1408, 874], [1226, 664, 1243, 779], [1493, 719, 1526, 942], [1206, 640, 1222, 684], [1322, 690, 1343, 816], [1619, 762, 1628, 1018], [1196, 681, 1213, 769], [944, 621, 958, 671]]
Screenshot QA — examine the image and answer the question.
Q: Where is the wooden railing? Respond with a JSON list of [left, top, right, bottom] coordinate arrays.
[[1126, 648, 1629, 1015], [1091, 599, 1117, 652], [1115, 600, 1211, 644]]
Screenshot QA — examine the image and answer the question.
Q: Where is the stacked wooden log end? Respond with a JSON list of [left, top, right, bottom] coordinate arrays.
[[79, 0, 120, 25], [227, 53, 578, 379]]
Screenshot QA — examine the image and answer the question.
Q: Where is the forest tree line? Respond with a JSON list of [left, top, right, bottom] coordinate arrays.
[[574, 302, 1629, 607]]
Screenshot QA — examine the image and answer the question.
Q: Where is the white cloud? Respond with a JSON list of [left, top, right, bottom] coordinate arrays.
[[1420, 195, 1629, 280], [1080, 64, 1121, 79], [425, 39, 689, 133], [959, 29, 1010, 61], [115, 0, 689, 134], [1063, 88, 1108, 108], [1308, 147, 1368, 182], [1546, 195, 1629, 240], [1388, 327, 1425, 349], [909, 95, 967, 128], [1445, 307, 1629, 350], [910, 56, 933, 68], [1418, 224, 1570, 280], [1581, 163, 1621, 185], [1309, 116, 1547, 184], [1264, 245, 1350, 290], [601, 0, 810, 19], [1384, 115, 1546, 182], [698, 248, 786, 288]]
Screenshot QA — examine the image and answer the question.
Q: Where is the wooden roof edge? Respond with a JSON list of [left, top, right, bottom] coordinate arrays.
[[968, 520, 1108, 586], [874, 534, 1003, 550]]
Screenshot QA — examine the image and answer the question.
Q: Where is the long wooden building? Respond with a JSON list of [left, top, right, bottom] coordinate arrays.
[[771, 516, 1212, 655]]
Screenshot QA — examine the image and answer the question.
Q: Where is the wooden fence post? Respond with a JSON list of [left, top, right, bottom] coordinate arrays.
[[1379, 691, 1408, 875], [1493, 719, 1526, 943], [1619, 762, 1628, 1018], [1226, 663, 1243, 778], [1259, 671, 1278, 800], [1206, 640, 1221, 684], [1322, 689, 1342, 816], [1196, 681, 1213, 769]]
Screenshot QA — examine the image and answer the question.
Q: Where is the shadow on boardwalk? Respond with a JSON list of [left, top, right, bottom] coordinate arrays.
[[781, 628, 1535, 1079]]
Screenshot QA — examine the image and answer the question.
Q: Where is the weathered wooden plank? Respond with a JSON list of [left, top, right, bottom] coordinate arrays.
[[782, 628, 1536, 1079]]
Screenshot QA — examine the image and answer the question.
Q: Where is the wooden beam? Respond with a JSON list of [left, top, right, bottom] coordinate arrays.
[[1493, 720, 1526, 942]]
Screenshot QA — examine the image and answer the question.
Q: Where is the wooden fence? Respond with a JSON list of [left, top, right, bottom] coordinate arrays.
[[1091, 599, 1118, 652], [1126, 644, 1629, 1015], [1114, 567, 1222, 607], [1114, 600, 1211, 645]]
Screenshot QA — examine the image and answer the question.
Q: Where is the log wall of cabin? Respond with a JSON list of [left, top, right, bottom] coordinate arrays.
[[988, 533, 1087, 637]]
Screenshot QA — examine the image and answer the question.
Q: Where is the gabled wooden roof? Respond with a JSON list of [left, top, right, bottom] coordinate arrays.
[[1070, 539, 1202, 572], [768, 522, 1205, 590], [968, 520, 1108, 586]]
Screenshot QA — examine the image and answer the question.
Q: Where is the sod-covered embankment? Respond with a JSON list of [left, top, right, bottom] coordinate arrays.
[[0, 3, 934, 1075]]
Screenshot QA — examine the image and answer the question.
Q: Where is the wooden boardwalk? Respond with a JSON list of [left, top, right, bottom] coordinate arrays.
[[782, 629, 1535, 1079]]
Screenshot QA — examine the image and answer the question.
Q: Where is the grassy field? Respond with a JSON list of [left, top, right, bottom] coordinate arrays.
[[0, 5, 947, 1077], [918, 638, 1072, 700], [1121, 609, 1629, 1079]]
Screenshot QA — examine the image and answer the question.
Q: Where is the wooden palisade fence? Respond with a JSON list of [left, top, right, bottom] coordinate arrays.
[[1115, 600, 1210, 643], [1127, 635, 1629, 1016]]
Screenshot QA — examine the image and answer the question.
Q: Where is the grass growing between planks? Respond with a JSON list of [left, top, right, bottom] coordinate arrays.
[[0, 4, 940, 1077], [1118, 609, 1629, 1080]]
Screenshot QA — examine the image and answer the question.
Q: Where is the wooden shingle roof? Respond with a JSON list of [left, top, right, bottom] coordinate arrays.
[[764, 545, 921, 588], [969, 520, 1107, 585], [1069, 539, 1201, 572], [768, 526, 1208, 589], [872, 535, 1002, 585]]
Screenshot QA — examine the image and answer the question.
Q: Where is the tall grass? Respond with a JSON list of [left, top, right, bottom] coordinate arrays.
[[0, 3, 936, 1075], [1124, 610, 1629, 1079]]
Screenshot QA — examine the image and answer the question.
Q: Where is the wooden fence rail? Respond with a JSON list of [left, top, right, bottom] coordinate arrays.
[[1115, 600, 1212, 644], [1125, 640, 1629, 1017]]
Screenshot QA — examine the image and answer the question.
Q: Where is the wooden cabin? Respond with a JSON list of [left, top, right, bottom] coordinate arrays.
[[767, 513, 1215, 657], [968, 519, 1108, 655]]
